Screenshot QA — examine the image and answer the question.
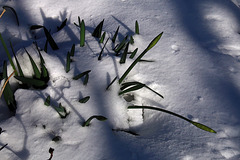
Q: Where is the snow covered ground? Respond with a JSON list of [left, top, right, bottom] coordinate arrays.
[[1, 0, 240, 159]]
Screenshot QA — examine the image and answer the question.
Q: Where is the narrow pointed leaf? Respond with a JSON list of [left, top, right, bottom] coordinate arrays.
[[119, 32, 163, 84], [112, 26, 120, 43], [43, 27, 59, 50], [120, 42, 129, 64], [99, 32, 106, 43], [3, 6, 19, 26], [80, 20, 85, 47], [114, 36, 128, 54], [83, 73, 89, 85], [92, 19, 104, 38], [30, 25, 44, 30], [10, 41, 24, 77], [128, 106, 216, 133], [0, 33, 18, 76], [135, 20, 139, 34], [66, 52, 71, 73], [44, 95, 51, 106], [129, 48, 138, 59], [57, 18, 67, 31], [25, 48, 41, 79], [14, 76, 46, 87], [79, 96, 90, 103], [70, 44, 75, 57], [98, 38, 109, 60], [106, 76, 117, 90], [82, 115, 107, 127], [73, 70, 91, 80]]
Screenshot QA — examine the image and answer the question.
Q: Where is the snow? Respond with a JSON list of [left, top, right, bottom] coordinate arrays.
[[1, 0, 240, 159]]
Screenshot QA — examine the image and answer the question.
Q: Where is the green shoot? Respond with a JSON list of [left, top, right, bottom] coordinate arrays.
[[79, 96, 90, 103], [2, 61, 16, 114], [98, 37, 109, 60], [119, 81, 164, 98], [0, 33, 18, 76], [66, 52, 71, 73], [106, 76, 117, 90], [80, 20, 85, 47], [129, 36, 134, 44], [129, 48, 138, 59], [14, 76, 46, 88], [112, 26, 120, 43], [54, 103, 69, 119], [69, 44, 75, 57], [128, 106, 217, 133], [114, 36, 128, 55], [82, 115, 107, 127], [10, 41, 24, 77], [119, 42, 129, 64], [57, 18, 67, 31], [92, 19, 104, 38], [44, 95, 51, 106], [73, 70, 91, 80], [74, 16, 81, 27], [83, 73, 89, 85], [3, 6, 19, 26], [135, 20, 139, 34], [25, 48, 41, 79], [43, 27, 59, 50], [0, 71, 14, 99], [99, 32, 106, 43], [119, 32, 163, 84]]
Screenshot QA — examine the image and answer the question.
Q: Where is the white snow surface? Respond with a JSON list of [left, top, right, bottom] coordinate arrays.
[[0, 0, 240, 159]]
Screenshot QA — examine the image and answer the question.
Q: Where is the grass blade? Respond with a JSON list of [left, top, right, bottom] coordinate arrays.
[[120, 42, 129, 64], [30, 25, 44, 30], [73, 70, 91, 80], [119, 32, 163, 84], [92, 19, 104, 38], [79, 96, 90, 103], [2, 61, 16, 113], [70, 44, 75, 57], [57, 18, 67, 31], [129, 48, 138, 59], [82, 115, 107, 127], [119, 82, 145, 95], [80, 20, 85, 47], [129, 36, 134, 44], [44, 95, 51, 106], [54, 103, 69, 119], [10, 41, 24, 77], [128, 106, 216, 133], [25, 48, 41, 79], [14, 76, 46, 88], [135, 20, 139, 34], [106, 76, 117, 90], [66, 52, 71, 73], [0, 33, 18, 76], [99, 32, 106, 43], [83, 73, 89, 85], [114, 36, 128, 55], [98, 37, 109, 60], [3, 6, 19, 26], [43, 27, 59, 50], [112, 26, 120, 43]]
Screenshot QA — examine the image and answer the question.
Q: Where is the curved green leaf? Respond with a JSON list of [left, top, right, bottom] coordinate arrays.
[[82, 115, 107, 127], [127, 105, 216, 133]]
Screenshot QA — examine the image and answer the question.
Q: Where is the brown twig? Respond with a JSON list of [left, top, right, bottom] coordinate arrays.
[[0, 9, 6, 18]]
